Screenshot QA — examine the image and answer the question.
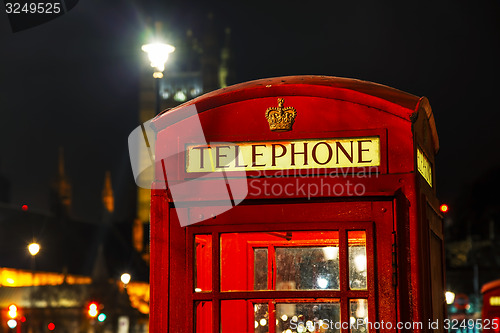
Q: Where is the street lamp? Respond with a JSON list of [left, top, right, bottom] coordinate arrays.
[[28, 242, 40, 256], [120, 273, 131, 286], [28, 241, 40, 332], [141, 41, 175, 115]]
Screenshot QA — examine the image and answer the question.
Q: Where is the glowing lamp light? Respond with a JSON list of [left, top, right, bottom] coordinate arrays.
[[121, 273, 131, 285], [440, 204, 449, 213], [28, 242, 40, 256], [88, 302, 98, 318], [7, 319, 17, 329], [259, 318, 267, 326], [97, 313, 107, 322], [48, 322, 55, 331], [445, 291, 456, 305], [8, 304, 18, 318], [141, 42, 175, 73]]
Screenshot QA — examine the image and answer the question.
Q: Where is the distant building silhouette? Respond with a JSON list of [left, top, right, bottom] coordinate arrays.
[[49, 147, 72, 220]]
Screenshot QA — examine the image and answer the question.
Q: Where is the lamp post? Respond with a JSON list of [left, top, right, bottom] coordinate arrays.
[[141, 42, 175, 115], [120, 273, 131, 287], [28, 242, 40, 332]]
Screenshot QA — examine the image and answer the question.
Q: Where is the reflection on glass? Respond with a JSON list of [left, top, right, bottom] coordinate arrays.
[[276, 246, 339, 290], [276, 302, 340, 333], [254, 303, 269, 333], [350, 299, 368, 333], [195, 235, 212, 292], [221, 231, 339, 291], [348, 231, 367, 290], [195, 301, 212, 333], [254, 248, 268, 290]]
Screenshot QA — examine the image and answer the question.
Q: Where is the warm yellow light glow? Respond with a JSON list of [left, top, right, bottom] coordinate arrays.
[[88, 303, 98, 317], [28, 242, 40, 256], [125, 281, 150, 314], [121, 273, 131, 285], [445, 291, 456, 305], [1, 268, 91, 287], [8, 304, 17, 318], [259, 318, 267, 326], [141, 42, 175, 73], [152, 72, 163, 79]]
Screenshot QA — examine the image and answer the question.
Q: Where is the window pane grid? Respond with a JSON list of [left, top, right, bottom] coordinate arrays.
[[190, 226, 373, 333]]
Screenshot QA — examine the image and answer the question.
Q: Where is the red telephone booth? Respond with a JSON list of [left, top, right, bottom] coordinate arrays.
[[482, 280, 500, 332], [147, 76, 444, 332]]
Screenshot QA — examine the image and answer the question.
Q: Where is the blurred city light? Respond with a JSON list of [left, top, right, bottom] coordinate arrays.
[[440, 204, 449, 213], [445, 291, 456, 305], [8, 304, 18, 318], [88, 302, 98, 318], [7, 319, 17, 329], [48, 322, 55, 331], [28, 242, 40, 256], [97, 313, 107, 322], [121, 273, 131, 285]]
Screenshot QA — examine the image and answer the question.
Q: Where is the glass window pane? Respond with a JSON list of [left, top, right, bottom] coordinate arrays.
[[349, 299, 368, 333], [221, 231, 338, 291], [253, 248, 268, 290], [348, 231, 367, 290], [195, 234, 212, 292], [254, 303, 269, 333], [276, 246, 339, 290], [276, 302, 340, 333], [195, 301, 212, 333]]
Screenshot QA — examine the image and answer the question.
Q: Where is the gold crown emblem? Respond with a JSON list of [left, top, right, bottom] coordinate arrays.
[[265, 98, 297, 132]]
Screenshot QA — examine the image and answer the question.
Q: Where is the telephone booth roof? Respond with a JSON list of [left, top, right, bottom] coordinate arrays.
[[151, 75, 439, 153], [482, 279, 500, 294]]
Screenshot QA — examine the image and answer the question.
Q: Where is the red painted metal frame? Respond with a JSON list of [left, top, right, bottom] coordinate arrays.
[[186, 221, 377, 333], [149, 76, 443, 333]]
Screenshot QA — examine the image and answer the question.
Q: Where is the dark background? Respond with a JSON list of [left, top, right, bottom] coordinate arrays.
[[1, 0, 499, 224]]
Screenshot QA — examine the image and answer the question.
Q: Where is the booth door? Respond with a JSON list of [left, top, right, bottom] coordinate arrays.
[[191, 222, 388, 333]]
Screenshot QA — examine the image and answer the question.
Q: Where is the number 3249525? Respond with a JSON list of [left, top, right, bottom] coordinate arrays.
[[443, 318, 500, 330], [5, 3, 62, 14]]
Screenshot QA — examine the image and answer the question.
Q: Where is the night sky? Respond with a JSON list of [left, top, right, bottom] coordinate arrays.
[[1, 0, 499, 223]]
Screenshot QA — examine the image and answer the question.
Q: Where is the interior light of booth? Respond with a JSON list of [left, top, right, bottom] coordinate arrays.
[[322, 246, 339, 260], [354, 254, 367, 271]]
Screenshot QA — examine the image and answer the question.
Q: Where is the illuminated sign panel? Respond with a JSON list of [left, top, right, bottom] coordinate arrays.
[[417, 148, 433, 187], [186, 137, 380, 173], [490, 297, 500, 306]]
